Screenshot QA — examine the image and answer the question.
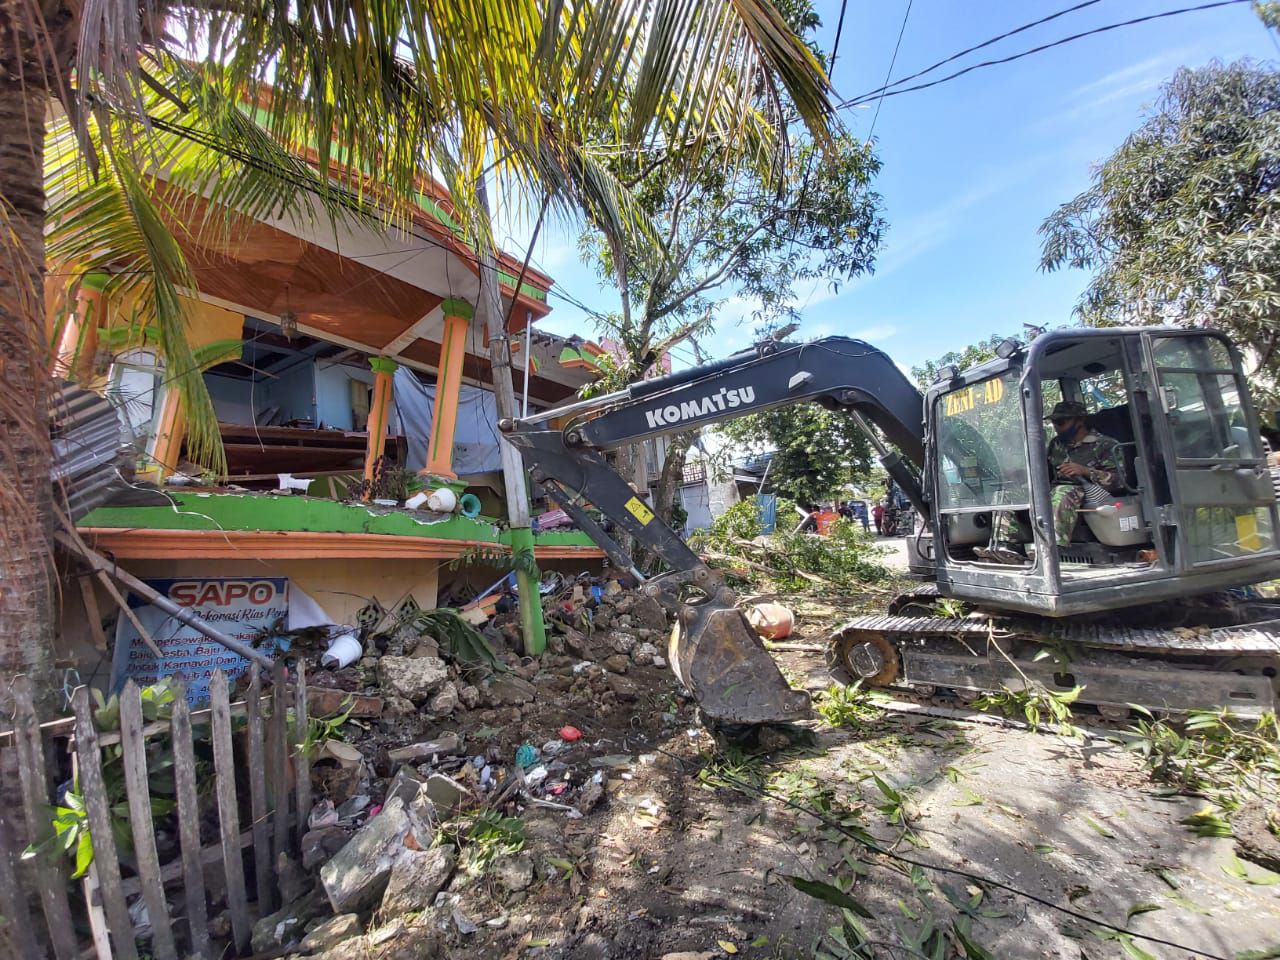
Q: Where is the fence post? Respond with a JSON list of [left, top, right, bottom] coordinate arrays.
[[169, 688, 210, 957], [270, 661, 290, 867], [12, 676, 80, 960], [118, 681, 178, 960], [246, 665, 273, 915], [71, 686, 139, 960], [293, 662, 311, 846], [209, 670, 250, 954], [0, 806, 40, 958]]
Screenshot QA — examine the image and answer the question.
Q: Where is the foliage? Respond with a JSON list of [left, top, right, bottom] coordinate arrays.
[[295, 698, 355, 762], [971, 684, 1084, 738], [1127, 708, 1279, 828], [1040, 60, 1280, 404], [693, 504, 889, 594], [719, 403, 875, 505], [461, 808, 527, 876], [910, 333, 1018, 391], [25, 680, 182, 878], [397, 607, 505, 670], [816, 683, 886, 730]]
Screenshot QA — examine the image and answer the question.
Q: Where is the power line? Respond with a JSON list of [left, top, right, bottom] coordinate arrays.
[[840, 0, 1253, 110], [867, 0, 914, 141], [844, 0, 1108, 108]]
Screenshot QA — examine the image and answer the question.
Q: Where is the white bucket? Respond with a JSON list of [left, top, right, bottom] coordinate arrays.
[[427, 487, 458, 512], [320, 634, 363, 669]]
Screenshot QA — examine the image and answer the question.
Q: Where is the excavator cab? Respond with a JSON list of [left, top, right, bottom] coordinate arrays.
[[926, 328, 1280, 616]]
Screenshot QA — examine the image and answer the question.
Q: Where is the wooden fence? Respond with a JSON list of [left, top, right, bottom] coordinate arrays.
[[0, 662, 311, 959]]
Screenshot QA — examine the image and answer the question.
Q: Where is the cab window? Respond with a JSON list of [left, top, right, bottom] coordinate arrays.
[[936, 371, 1029, 509]]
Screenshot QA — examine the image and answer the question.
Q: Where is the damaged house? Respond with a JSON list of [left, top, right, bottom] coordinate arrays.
[[47, 157, 609, 691]]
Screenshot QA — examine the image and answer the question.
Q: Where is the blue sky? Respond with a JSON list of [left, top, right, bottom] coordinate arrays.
[[507, 0, 1277, 375]]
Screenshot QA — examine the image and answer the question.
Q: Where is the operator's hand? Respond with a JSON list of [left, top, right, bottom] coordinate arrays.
[[1057, 462, 1089, 479]]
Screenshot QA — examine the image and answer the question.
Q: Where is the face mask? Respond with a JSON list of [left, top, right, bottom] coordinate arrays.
[[1052, 420, 1075, 437]]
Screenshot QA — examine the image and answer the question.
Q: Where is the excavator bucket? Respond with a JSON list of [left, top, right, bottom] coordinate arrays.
[[668, 600, 811, 725]]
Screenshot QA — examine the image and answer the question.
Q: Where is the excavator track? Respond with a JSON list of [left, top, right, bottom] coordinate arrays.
[[829, 598, 1280, 718]]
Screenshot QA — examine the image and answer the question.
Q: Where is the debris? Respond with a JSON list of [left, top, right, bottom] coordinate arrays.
[[335, 794, 371, 820], [559, 725, 583, 742], [387, 733, 462, 765], [603, 654, 631, 674], [459, 684, 481, 708], [377, 655, 449, 701], [453, 908, 480, 935], [381, 845, 457, 914], [385, 766, 426, 807], [317, 740, 364, 767], [319, 796, 423, 913], [493, 854, 536, 892], [321, 633, 363, 669], [516, 743, 539, 769], [309, 799, 340, 830], [307, 688, 384, 719], [250, 888, 325, 953], [300, 914, 362, 953], [301, 826, 350, 871], [632, 641, 660, 665], [746, 602, 794, 640], [429, 681, 460, 715], [489, 675, 536, 705], [424, 773, 471, 812], [577, 778, 606, 814], [524, 764, 549, 788]]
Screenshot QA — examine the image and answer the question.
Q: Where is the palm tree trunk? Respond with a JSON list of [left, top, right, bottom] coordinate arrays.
[[0, 79, 57, 714]]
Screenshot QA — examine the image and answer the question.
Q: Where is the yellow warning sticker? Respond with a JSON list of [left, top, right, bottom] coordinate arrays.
[[624, 496, 655, 525], [1236, 512, 1261, 552]]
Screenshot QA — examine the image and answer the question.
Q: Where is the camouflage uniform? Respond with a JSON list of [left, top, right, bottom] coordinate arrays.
[[1044, 431, 1125, 547]]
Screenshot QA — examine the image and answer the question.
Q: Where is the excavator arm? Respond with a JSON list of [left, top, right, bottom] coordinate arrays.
[[500, 336, 927, 724]]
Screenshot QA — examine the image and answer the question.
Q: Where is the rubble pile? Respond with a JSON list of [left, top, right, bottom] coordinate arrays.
[[238, 573, 701, 958]]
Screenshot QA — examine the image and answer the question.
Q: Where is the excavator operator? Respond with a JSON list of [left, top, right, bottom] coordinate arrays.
[[1045, 400, 1126, 546], [978, 400, 1125, 563]]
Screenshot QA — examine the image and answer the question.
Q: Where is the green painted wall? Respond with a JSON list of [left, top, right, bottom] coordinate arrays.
[[79, 492, 596, 548]]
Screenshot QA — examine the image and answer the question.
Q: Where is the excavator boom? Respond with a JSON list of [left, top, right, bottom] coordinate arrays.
[[501, 336, 927, 724]]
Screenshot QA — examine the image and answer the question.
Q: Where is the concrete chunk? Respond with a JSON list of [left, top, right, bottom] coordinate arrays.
[[380, 845, 457, 914], [386, 733, 461, 765], [377, 656, 449, 701], [320, 797, 419, 913]]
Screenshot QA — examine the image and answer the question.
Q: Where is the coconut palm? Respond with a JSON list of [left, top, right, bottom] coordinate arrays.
[[0, 1, 837, 700]]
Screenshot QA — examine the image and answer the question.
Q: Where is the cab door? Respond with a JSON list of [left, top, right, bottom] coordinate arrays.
[[1143, 332, 1279, 567]]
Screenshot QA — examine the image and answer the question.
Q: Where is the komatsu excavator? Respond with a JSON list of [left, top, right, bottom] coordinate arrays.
[[501, 328, 1280, 725]]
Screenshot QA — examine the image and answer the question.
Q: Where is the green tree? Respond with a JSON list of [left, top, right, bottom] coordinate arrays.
[[1039, 59, 1280, 402], [578, 2, 883, 528], [1, 1, 838, 702], [719, 404, 874, 506], [910, 333, 1016, 390]]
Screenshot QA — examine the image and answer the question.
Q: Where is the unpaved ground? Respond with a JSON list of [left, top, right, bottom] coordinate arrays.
[[330, 597, 1279, 959], [287, 539, 1279, 959]]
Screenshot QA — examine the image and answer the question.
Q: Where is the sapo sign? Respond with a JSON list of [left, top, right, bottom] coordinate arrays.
[[111, 576, 288, 705]]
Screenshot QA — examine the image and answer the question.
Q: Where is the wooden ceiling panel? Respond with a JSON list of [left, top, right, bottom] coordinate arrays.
[[174, 198, 442, 350]]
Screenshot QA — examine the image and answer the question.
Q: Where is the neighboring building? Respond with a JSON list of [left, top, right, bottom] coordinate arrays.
[[47, 158, 606, 669]]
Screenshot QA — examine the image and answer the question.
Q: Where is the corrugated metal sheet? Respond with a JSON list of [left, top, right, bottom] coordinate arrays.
[[49, 380, 131, 522]]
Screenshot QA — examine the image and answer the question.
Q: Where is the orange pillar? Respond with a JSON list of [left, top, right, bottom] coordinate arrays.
[[363, 356, 399, 490], [51, 272, 108, 380], [146, 388, 187, 482], [422, 298, 474, 480]]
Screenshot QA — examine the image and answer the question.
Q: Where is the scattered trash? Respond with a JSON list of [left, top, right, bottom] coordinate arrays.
[[321, 633, 363, 669], [515, 743, 539, 768], [559, 725, 583, 741], [747, 602, 794, 640], [453, 908, 479, 935]]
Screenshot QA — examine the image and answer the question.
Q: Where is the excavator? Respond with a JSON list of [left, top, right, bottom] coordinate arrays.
[[501, 328, 1280, 725]]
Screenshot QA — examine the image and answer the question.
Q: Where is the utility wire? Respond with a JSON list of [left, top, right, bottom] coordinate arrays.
[[844, 0, 1107, 108], [868, 0, 914, 141], [840, 0, 1253, 109]]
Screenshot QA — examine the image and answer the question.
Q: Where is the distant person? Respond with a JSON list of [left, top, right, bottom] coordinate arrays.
[[872, 501, 885, 536], [851, 499, 870, 532]]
